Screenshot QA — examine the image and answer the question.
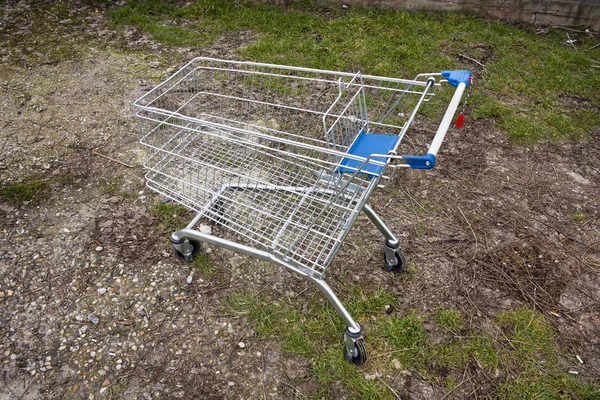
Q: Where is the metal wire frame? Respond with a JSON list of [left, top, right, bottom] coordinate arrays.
[[136, 58, 439, 276]]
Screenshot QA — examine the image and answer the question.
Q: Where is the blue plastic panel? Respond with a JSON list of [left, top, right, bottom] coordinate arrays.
[[402, 153, 436, 169], [337, 132, 400, 177], [441, 70, 472, 88]]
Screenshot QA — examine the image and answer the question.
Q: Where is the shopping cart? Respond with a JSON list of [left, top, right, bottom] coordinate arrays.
[[135, 58, 471, 365]]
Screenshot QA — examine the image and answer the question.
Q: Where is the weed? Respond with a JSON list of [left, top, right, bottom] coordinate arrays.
[[433, 307, 463, 332], [379, 312, 427, 372], [56, 172, 77, 186], [152, 201, 190, 232], [103, 177, 123, 195], [571, 210, 587, 223], [495, 307, 556, 367], [0, 180, 49, 205], [192, 252, 214, 277]]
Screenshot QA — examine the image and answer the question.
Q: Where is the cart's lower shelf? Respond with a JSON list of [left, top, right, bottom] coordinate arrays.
[[143, 127, 372, 275]]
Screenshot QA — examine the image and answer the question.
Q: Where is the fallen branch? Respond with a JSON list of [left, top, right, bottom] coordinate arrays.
[[584, 42, 600, 51], [44, 10, 59, 20], [91, 151, 135, 168], [567, 33, 579, 52], [459, 53, 486, 69]]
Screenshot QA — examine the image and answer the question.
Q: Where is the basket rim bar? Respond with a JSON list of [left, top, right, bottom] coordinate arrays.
[[133, 56, 442, 108]]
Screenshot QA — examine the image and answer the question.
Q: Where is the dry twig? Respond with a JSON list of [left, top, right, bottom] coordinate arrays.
[[92, 151, 135, 168], [459, 54, 486, 70]]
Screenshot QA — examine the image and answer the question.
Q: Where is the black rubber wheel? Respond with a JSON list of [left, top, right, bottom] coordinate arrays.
[[347, 339, 367, 366], [384, 250, 407, 274], [174, 239, 201, 262], [211, 200, 225, 224]]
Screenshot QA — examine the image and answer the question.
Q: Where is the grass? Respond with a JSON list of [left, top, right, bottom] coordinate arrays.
[[108, 0, 600, 144], [152, 201, 191, 233], [192, 252, 214, 277], [228, 289, 599, 399], [0, 179, 49, 205]]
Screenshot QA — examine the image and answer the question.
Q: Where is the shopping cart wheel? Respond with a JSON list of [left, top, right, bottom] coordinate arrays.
[[172, 239, 201, 262], [344, 328, 367, 366], [384, 249, 407, 274], [345, 338, 367, 366]]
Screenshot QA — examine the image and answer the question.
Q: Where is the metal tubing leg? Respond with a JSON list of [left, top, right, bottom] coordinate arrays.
[[305, 276, 361, 333], [171, 228, 363, 361], [363, 203, 398, 247]]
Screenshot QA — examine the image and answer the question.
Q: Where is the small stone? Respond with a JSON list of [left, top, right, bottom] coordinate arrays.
[[116, 359, 122, 364], [137, 308, 146, 317], [10, 354, 17, 360], [186, 275, 193, 284], [392, 359, 402, 369], [79, 325, 88, 335], [72, 384, 79, 392], [199, 225, 211, 235], [95, 246, 103, 251], [88, 314, 100, 325], [7, 290, 14, 296], [175, 350, 182, 355], [102, 379, 110, 387], [228, 381, 235, 387], [238, 342, 245, 349], [97, 288, 107, 295], [116, 364, 122, 370], [0, 292, 4, 298]]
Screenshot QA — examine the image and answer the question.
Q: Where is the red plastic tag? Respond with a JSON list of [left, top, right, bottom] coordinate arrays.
[[456, 113, 465, 128]]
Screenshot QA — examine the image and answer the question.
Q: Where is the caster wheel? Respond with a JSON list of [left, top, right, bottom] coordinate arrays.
[[384, 250, 406, 274], [211, 200, 225, 224], [174, 239, 201, 262], [345, 338, 367, 366]]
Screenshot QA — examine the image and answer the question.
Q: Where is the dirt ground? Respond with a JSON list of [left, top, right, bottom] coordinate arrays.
[[1, 2, 599, 399]]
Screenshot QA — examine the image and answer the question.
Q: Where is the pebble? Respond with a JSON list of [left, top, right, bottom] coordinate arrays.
[[238, 342, 245, 349], [102, 379, 110, 387], [7, 290, 14, 296], [186, 275, 193, 284], [199, 225, 211, 235], [10, 354, 16, 360], [88, 314, 100, 325], [116, 364, 122, 370], [228, 381, 235, 387], [95, 246, 103, 251], [97, 288, 107, 295]]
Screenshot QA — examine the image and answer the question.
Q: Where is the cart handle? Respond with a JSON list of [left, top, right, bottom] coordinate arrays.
[[402, 70, 472, 169]]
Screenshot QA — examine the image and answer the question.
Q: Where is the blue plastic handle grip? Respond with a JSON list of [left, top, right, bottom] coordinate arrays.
[[441, 70, 472, 88], [402, 153, 436, 169]]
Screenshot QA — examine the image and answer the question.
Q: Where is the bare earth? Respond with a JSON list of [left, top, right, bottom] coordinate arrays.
[[1, 2, 599, 399]]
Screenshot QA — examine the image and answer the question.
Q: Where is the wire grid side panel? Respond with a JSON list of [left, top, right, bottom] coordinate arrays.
[[140, 116, 373, 273], [140, 59, 368, 150]]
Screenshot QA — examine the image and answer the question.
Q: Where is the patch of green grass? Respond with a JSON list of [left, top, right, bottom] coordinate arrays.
[[192, 252, 214, 277], [103, 177, 123, 195], [433, 307, 463, 332], [152, 201, 190, 232], [571, 210, 587, 223], [495, 307, 556, 367], [228, 287, 396, 398], [228, 285, 596, 399], [110, 0, 600, 144], [0, 180, 49, 205], [498, 373, 600, 400], [379, 312, 427, 372], [56, 172, 77, 186]]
